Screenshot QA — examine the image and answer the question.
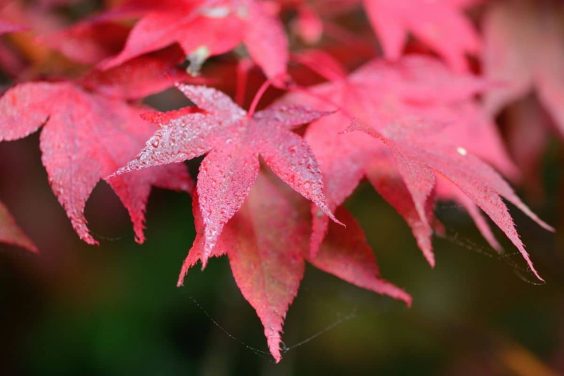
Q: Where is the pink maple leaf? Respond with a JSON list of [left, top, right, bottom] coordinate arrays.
[[0, 82, 192, 244], [283, 55, 551, 276], [80, 46, 199, 99], [483, 0, 564, 138], [178, 170, 411, 362], [359, 123, 553, 280], [100, 0, 288, 80], [363, 0, 480, 71], [44, 20, 130, 65], [115, 83, 338, 264]]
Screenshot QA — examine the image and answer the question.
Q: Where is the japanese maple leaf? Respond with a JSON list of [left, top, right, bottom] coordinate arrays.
[[0, 201, 37, 252], [100, 0, 288, 80], [178, 170, 411, 362], [0, 82, 192, 245], [115, 83, 337, 264], [363, 0, 480, 71], [284, 55, 519, 265], [80, 46, 199, 99], [44, 20, 130, 65], [483, 0, 564, 137], [360, 122, 553, 280]]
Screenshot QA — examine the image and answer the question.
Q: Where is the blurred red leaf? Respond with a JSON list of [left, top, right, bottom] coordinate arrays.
[[0, 201, 37, 253], [483, 0, 564, 138], [363, 0, 480, 71], [0, 81, 192, 244], [100, 0, 288, 79]]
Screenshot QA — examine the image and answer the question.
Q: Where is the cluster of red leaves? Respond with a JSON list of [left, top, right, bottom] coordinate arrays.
[[0, 0, 560, 362]]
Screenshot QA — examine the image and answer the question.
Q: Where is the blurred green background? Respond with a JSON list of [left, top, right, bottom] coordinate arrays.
[[0, 129, 562, 375]]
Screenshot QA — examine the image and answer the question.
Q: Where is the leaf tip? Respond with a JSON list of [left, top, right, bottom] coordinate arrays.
[[374, 279, 413, 307], [540, 222, 556, 233], [318, 203, 344, 228], [266, 333, 283, 363], [176, 275, 185, 288], [330, 213, 345, 228], [199, 254, 209, 271], [84, 236, 100, 246], [529, 263, 545, 284], [423, 249, 436, 268], [133, 232, 145, 245]]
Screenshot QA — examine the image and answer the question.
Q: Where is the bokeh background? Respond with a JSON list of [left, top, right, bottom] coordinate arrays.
[[0, 0, 563, 375], [0, 125, 562, 375]]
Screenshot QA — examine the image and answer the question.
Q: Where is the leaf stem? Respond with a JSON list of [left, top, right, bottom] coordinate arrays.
[[247, 79, 272, 118]]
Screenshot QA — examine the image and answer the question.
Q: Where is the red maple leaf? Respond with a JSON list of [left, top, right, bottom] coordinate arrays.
[[0, 81, 192, 245], [115, 83, 338, 264], [358, 123, 552, 280], [483, 0, 564, 138], [0, 201, 37, 253], [283, 55, 552, 276], [178, 170, 411, 362], [80, 46, 200, 99], [363, 0, 480, 71], [100, 0, 289, 80], [44, 20, 130, 65]]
